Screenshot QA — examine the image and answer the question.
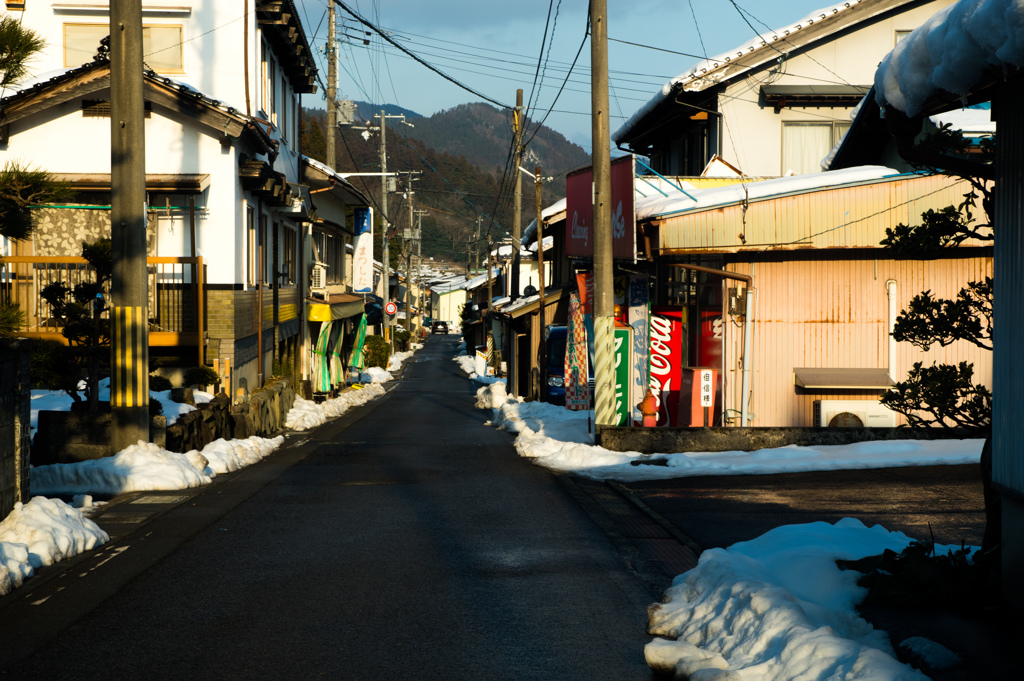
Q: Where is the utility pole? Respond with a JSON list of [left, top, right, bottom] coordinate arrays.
[[109, 0, 150, 453], [379, 110, 390, 344], [404, 179, 414, 332], [511, 88, 524, 301], [326, 0, 337, 169], [536, 166, 547, 401], [474, 215, 481, 272], [591, 0, 615, 434]]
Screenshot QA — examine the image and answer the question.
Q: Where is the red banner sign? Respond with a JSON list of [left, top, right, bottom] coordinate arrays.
[[649, 306, 685, 427], [565, 155, 635, 259]]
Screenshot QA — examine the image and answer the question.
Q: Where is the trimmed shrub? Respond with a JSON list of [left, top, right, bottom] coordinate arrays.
[[149, 374, 173, 391], [183, 365, 219, 388], [364, 335, 390, 370], [394, 328, 412, 351]]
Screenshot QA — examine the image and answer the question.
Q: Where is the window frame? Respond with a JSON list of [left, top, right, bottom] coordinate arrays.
[[63, 22, 184, 73]]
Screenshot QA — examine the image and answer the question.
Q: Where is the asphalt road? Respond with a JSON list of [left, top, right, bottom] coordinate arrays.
[[1, 335, 657, 680], [618, 463, 988, 551]]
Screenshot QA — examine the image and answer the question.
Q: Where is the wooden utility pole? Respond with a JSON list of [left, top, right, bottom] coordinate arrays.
[[109, 0, 150, 453], [511, 89, 524, 301], [591, 0, 615, 433], [326, 0, 337, 169]]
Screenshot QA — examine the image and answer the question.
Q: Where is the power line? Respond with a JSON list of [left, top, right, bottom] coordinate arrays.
[[331, 0, 511, 110]]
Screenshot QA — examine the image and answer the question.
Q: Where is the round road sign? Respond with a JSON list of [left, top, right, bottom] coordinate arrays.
[[385, 301, 398, 315]]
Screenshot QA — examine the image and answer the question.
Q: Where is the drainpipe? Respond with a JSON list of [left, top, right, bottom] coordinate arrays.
[[669, 262, 755, 427], [886, 279, 898, 380]]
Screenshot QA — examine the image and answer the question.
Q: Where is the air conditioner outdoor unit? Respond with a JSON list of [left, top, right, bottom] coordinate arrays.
[[813, 399, 897, 428], [311, 262, 328, 291]]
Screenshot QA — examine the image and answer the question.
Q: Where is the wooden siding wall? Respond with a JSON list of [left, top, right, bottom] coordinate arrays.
[[723, 254, 993, 427], [657, 175, 984, 253]]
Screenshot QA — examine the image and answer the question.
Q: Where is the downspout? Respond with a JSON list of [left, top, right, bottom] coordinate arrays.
[[669, 262, 755, 427], [244, 0, 250, 116], [886, 279, 898, 380]]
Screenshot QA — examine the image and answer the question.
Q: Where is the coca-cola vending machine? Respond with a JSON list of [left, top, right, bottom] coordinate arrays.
[[649, 306, 686, 426]]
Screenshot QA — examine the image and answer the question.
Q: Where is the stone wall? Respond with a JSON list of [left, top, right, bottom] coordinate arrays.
[[1, 339, 32, 520], [599, 425, 984, 455], [165, 377, 295, 453]]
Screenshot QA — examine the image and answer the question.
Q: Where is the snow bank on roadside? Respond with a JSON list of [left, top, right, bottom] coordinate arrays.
[[200, 436, 285, 474], [0, 497, 108, 595], [30, 442, 212, 495], [645, 519, 943, 681], [285, 383, 387, 430]]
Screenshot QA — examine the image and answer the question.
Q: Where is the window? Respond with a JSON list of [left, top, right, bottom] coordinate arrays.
[[64, 23, 183, 72], [280, 79, 288, 142], [268, 221, 278, 286], [282, 224, 296, 286], [895, 30, 912, 45], [781, 121, 851, 175], [246, 206, 256, 287]]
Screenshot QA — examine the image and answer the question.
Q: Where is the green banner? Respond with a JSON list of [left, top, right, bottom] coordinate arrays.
[[614, 326, 631, 426]]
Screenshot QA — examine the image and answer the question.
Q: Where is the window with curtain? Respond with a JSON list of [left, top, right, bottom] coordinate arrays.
[[64, 23, 183, 72], [782, 122, 851, 175], [246, 206, 256, 288]]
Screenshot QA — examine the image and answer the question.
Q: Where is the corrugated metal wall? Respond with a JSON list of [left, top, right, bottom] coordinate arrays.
[[722, 254, 992, 427], [657, 174, 985, 253]]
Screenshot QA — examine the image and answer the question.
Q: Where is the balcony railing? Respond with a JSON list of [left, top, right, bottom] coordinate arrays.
[[0, 255, 205, 363]]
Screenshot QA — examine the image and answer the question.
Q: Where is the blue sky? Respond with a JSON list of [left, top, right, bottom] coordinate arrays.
[[294, 1, 855, 150]]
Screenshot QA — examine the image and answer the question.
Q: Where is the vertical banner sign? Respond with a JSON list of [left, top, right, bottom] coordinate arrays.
[[111, 306, 148, 408], [565, 155, 635, 259], [352, 207, 374, 294], [576, 272, 596, 368], [613, 326, 631, 426], [649, 306, 686, 426], [627, 274, 650, 425]]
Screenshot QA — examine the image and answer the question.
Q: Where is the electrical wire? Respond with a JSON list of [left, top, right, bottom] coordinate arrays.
[[331, 0, 511, 110]]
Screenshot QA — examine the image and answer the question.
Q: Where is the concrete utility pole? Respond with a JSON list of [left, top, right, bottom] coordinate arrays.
[[474, 214, 481, 272], [511, 88, 524, 301], [109, 0, 150, 453], [536, 166, 546, 399], [590, 0, 616, 433], [404, 180, 414, 332], [326, 0, 337, 169]]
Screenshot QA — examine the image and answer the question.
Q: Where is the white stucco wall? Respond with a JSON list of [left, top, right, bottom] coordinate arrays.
[[712, 0, 957, 176]]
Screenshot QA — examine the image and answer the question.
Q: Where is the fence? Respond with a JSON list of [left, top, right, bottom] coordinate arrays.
[[0, 255, 204, 361]]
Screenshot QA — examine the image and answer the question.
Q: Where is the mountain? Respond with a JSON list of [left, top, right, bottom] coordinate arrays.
[[353, 101, 423, 122], [351, 101, 590, 181], [303, 103, 590, 267]]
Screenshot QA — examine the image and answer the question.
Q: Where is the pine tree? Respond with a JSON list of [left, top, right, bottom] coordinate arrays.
[[0, 17, 72, 333]]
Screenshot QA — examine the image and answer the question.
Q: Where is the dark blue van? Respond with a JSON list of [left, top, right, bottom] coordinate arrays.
[[544, 326, 568, 405]]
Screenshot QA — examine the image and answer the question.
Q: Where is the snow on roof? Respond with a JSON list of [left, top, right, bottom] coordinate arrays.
[[614, 1, 875, 142], [465, 268, 500, 290], [929, 105, 995, 135], [636, 165, 900, 220], [875, 0, 1024, 117]]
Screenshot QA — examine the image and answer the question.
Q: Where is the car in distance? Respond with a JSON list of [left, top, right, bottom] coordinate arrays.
[[432, 320, 448, 334]]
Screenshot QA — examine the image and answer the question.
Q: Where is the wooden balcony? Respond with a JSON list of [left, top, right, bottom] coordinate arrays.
[[0, 255, 205, 363]]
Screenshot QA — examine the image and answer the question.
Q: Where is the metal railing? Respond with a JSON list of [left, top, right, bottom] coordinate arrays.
[[0, 255, 205, 361]]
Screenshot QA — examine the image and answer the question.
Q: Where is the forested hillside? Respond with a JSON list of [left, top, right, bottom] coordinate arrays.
[[301, 104, 589, 267]]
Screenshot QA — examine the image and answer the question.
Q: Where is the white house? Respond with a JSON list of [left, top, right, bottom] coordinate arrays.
[[614, 0, 958, 177], [0, 1, 373, 397]]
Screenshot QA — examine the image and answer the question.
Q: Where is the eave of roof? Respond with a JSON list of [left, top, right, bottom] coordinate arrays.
[[614, 0, 922, 144]]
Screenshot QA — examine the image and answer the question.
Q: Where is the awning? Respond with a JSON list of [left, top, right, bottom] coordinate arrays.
[[794, 368, 894, 390], [761, 84, 870, 111], [307, 293, 366, 321]]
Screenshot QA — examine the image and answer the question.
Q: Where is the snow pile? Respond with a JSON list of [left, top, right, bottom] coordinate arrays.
[[474, 381, 509, 409], [454, 354, 504, 384], [361, 367, 393, 383], [475, 384, 984, 480], [645, 519, 938, 681], [876, 0, 1024, 116], [0, 497, 108, 595], [285, 383, 387, 430], [389, 350, 414, 371], [198, 436, 285, 475], [30, 442, 213, 495]]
